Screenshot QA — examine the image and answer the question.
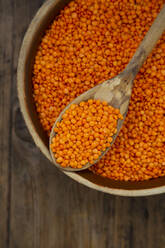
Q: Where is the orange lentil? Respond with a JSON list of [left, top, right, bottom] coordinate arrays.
[[33, 0, 165, 180], [50, 100, 122, 168]]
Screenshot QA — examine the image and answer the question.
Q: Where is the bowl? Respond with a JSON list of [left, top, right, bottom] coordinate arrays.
[[17, 0, 165, 197]]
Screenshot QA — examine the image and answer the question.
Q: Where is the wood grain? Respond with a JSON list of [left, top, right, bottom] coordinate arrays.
[[0, 0, 13, 246], [1, 0, 165, 247]]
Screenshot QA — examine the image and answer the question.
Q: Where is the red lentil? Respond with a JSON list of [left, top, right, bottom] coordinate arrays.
[[33, 0, 165, 181], [50, 100, 123, 169]]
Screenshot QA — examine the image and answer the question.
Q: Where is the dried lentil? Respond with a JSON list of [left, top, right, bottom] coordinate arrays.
[[50, 100, 123, 169], [33, 0, 165, 181]]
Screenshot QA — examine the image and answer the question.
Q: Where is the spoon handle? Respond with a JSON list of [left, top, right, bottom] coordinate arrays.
[[123, 4, 165, 78]]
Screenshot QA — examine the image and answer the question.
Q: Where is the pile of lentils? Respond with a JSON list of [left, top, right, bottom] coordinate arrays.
[[33, 0, 165, 181], [50, 100, 123, 169]]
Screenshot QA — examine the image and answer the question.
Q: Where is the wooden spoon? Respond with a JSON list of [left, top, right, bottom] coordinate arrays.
[[49, 4, 165, 171]]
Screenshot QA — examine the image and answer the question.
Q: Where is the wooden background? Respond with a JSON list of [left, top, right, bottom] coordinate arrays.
[[1, 0, 165, 247]]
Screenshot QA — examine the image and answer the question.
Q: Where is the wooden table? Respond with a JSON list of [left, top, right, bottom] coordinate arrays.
[[1, 0, 165, 247]]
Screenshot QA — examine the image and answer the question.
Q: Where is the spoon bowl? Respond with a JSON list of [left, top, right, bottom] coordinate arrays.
[[49, 74, 131, 171]]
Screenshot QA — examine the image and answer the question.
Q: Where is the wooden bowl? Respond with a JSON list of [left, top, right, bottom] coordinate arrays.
[[17, 0, 165, 197]]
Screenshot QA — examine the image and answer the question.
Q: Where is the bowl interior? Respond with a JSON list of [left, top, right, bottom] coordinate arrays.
[[21, 0, 165, 192]]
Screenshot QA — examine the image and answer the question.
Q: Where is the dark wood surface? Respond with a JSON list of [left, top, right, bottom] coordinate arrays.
[[1, 0, 165, 247]]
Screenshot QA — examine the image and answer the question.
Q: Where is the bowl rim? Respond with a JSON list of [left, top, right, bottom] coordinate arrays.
[[17, 0, 165, 197]]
